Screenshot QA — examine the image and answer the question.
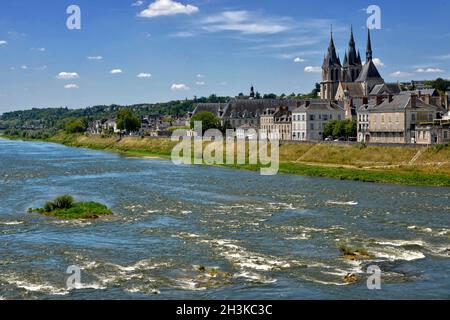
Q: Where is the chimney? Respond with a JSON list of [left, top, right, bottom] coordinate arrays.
[[375, 95, 383, 105], [363, 97, 369, 105], [422, 94, 431, 105], [445, 93, 449, 110], [410, 93, 417, 108]]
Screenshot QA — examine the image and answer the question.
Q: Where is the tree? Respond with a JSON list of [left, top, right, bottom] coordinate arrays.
[[323, 120, 338, 138], [432, 78, 450, 95], [344, 119, 357, 138], [190, 111, 221, 133], [263, 93, 277, 99], [64, 117, 87, 133], [116, 108, 141, 133], [323, 119, 357, 139], [255, 92, 262, 99]]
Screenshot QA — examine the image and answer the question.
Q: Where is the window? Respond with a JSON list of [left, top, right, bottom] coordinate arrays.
[[310, 114, 315, 121], [411, 113, 416, 122], [337, 114, 341, 120], [310, 123, 314, 130]]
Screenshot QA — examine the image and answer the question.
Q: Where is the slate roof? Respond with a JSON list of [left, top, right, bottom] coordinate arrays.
[[339, 82, 364, 97], [293, 100, 343, 113], [370, 83, 401, 96], [369, 94, 444, 113], [355, 59, 383, 82], [224, 99, 298, 119], [400, 88, 438, 97], [193, 103, 227, 117]]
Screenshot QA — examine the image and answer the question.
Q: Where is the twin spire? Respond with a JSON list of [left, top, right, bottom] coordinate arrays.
[[323, 26, 374, 69], [344, 26, 362, 67]]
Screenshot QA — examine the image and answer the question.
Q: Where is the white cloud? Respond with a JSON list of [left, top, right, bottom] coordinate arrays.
[[20, 65, 28, 70], [34, 65, 48, 71], [110, 69, 123, 74], [138, 0, 199, 18], [373, 58, 384, 68], [416, 67, 444, 73], [137, 72, 152, 79], [171, 83, 190, 91], [390, 71, 414, 78], [362, 58, 384, 67], [0, 40, 7, 45], [202, 10, 290, 35], [196, 74, 205, 78], [64, 84, 79, 89], [87, 56, 103, 60], [57, 72, 79, 80], [294, 57, 305, 63], [196, 81, 205, 85], [435, 53, 450, 60], [31, 47, 46, 52], [304, 66, 321, 73], [170, 31, 195, 38], [132, 1, 144, 6]]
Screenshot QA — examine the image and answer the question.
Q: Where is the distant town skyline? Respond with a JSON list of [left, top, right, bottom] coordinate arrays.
[[1, 0, 450, 113]]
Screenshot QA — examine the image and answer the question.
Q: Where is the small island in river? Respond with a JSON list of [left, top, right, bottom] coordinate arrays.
[[28, 195, 113, 220]]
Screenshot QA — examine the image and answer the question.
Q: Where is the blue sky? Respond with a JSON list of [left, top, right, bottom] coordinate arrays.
[[0, 0, 449, 113]]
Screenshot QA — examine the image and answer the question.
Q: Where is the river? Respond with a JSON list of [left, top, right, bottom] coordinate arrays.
[[0, 138, 449, 299]]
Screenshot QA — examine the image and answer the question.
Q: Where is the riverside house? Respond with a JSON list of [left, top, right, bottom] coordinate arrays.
[[368, 93, 444, 144], [292, 100, 344, 141], [259, 106, 292, 141]]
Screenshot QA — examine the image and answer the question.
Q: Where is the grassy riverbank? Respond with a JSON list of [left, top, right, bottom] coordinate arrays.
[[2, 132, 450, 187]]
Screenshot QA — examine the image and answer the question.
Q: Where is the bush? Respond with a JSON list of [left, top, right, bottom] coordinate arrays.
[[53, 195, 75, 209], [190, 111, 221, 133], [44, 201, 55, 213], [65, 118, 87, 134], [43, 195, 74, 212]]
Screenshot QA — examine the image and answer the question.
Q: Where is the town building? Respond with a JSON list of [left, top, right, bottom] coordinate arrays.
[[292, 100, 344, 141], [260, 106, 292, 141], [368, 93, 444, 144], [236, 123, 259, 140], [415, 120, 450, 145], [193, 87, 298, 130]]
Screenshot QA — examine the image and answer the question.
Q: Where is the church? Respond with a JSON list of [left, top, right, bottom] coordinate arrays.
[[320, 28, 390, 102]]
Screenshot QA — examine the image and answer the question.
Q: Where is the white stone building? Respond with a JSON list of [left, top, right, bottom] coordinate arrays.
[[292, 100, 344, 141]]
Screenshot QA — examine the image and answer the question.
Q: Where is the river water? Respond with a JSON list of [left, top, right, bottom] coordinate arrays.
[[0, 138, 449, 299]]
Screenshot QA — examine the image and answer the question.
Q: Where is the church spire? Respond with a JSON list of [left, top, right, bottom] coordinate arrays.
[[322, 27, 341, 68], [366, 28, 373, 61], [345, 25, 359, 67], [250, 84, 255, 99]]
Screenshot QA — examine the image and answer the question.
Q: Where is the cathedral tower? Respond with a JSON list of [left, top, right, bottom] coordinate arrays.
[[320, 30, 342, 100], [342, 26, 362, 82]]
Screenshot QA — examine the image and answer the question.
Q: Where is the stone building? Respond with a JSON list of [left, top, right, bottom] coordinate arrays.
[[415, 120, 450, 145], [368, 93, 444, 144], [292, 100, 344, 141], [260, 106, 292, 141]]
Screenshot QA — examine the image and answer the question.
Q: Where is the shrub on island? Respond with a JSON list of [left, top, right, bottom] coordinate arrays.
[[28, 195, 113, 220]]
